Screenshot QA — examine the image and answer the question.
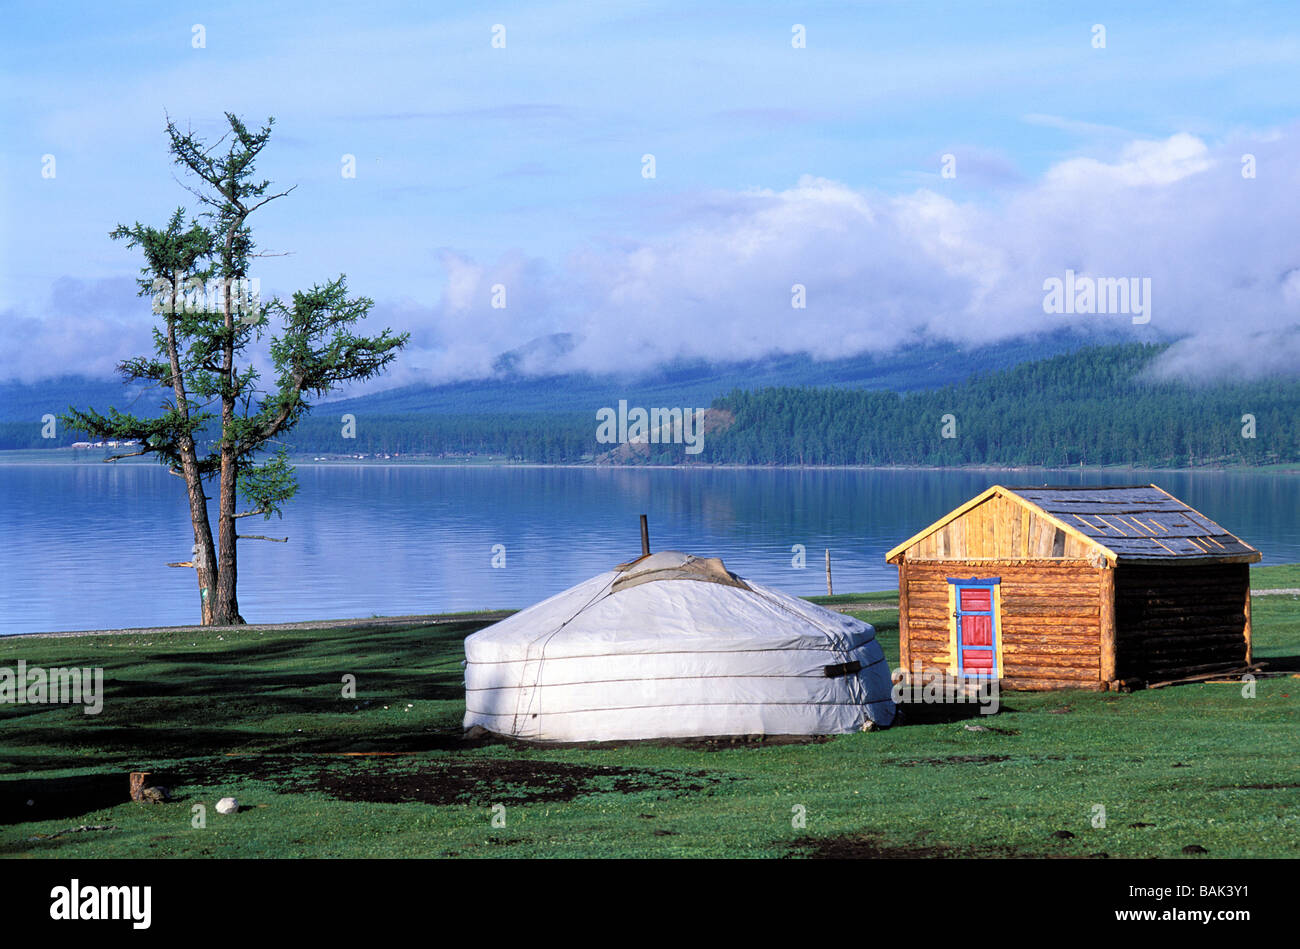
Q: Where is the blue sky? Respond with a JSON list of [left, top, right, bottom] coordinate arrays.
[[3, 1, 1299, 385]]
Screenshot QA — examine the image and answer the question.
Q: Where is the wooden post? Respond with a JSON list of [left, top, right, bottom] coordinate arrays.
[[897, 559, 911, 683], [1098, 566, 1117, 686], [946, 581, 957, 673], [825, 549, 832, 596], [639, 514, 650, 557], [129, 771, 151, 802]]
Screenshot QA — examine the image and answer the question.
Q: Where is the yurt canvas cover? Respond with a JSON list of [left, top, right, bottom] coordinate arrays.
[[463, 551, 897, 742]]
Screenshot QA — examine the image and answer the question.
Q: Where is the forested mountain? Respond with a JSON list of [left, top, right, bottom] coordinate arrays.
[[286, 343, 1296, 466], [704, 344, 1296, 467], [317, 329, 1103, 416], [0, 376, 158, 425], [0, 330, 1100, 439], [7, 343, 1297, 467]]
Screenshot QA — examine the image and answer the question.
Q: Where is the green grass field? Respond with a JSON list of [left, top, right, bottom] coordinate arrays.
[[1251, 562, 1300, 589], [1, 571, 1297, 859]]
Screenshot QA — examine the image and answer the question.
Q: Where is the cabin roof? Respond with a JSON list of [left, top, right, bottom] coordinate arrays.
[[886, 484, 1261, 565]]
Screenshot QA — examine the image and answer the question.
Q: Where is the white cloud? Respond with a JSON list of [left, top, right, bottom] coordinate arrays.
[[7, 130, 1300, 388], [1044, 133, 1214, 188]]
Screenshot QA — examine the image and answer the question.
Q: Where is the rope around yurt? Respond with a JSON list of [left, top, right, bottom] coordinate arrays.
[[509, 572, 620, 735]]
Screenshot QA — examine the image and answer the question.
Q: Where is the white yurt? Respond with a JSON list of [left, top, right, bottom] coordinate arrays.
[[463, 551, 897, 742]]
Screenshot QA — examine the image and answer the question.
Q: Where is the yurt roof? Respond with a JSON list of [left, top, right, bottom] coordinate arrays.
[[464, 551, 874, 662], [611, 550, 751, 593]]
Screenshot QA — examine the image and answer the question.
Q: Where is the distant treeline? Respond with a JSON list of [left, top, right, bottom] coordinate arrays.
[[283, 412, 594, 463], [4, 412, 595, 464], [8, 343, 1298, 466], [705, 343, 1297, 467]]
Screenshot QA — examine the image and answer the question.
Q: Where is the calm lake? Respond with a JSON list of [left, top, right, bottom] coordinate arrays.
[[1, 462, 1297, 634]]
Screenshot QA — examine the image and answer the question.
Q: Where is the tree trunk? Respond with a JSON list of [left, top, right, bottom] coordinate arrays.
[[213, 271, 244, 625], [188, 480, 219, 625], [129, 771, 152, 802], [163, 274, 220, 625], [214, 450, 241, 624]]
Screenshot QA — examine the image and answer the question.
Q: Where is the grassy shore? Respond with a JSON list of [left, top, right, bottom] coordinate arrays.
[[1, 569, 1297, 859]]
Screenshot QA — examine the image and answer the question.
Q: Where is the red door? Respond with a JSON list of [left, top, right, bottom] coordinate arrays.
[[953, 583, 998, 677]]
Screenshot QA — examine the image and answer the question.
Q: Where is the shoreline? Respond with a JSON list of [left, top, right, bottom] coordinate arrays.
[[1, 449, 1296, 474]]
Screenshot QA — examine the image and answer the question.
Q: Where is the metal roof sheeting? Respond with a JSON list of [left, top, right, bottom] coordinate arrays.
[[1007, 485, 1260, 562]]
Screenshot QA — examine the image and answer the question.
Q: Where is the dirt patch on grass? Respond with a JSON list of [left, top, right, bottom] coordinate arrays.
[[287, 759, 729, 806], [789, 831, 1012, 859], [172, 753, 731, 806], [157, 754, 339, 791], [891, 754, 1012, 767], [789, 829, 1110, 859]]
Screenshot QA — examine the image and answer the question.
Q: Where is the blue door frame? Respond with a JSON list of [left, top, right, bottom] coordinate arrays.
[[948, 577, 1000, 678]]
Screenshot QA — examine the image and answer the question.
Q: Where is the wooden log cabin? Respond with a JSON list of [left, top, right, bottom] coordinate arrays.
[[886, 485, 1261, 691]]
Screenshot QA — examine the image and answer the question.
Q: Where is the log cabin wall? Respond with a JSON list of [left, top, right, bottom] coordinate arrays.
[[1114, 562, 1250, 683], [902, 560, 1106, 690]]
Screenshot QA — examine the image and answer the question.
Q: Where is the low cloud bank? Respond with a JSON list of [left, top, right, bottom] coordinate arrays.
[[7, 129, 1298, 388]]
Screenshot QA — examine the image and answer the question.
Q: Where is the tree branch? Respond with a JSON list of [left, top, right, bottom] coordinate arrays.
[[246, 186, 296, 214], [105, 448, 153, 462]]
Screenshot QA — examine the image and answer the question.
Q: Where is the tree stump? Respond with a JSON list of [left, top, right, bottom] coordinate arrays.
[[129, 772, 151, 802]]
